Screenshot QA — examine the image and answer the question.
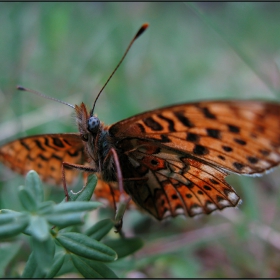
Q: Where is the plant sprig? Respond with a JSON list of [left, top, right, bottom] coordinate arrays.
[[0, 171, 143, 278]]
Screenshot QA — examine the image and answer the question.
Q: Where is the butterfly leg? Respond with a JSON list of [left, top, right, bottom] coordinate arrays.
[[62, 161, 97, 201], [107, 148, 131, 232]]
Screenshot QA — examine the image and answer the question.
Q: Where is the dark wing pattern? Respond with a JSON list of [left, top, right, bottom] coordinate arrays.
[[111, 101, 280, 175]]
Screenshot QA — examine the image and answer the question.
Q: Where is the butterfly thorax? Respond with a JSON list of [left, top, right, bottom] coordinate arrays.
[[75, 103, 116, 182]]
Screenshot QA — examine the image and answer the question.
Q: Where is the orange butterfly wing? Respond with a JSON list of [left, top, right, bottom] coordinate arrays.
[[0, 133, 85, 185], [0, 133, 130, 208], [111, 100, 280, 175], [109, 100, 280, 219]]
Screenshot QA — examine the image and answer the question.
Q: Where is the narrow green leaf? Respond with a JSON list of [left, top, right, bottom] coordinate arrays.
[[21, 252, 46, 278], [0, 212, 24, 224], [45, 212, 86, 228], [54, 253, 79, 277], [71, 255, 118, 278], [44, 201, 101, 228], [56, 232, 117, 262], [104, 237, 143, 258], [71, 254, 103, 278], [32, 236, 55, 273], [85, 218, 114, 241], [0, 213, 29, 239], [45, 252, 65, 278], [25, 170, 44, 203], [80, 257, 118, 278], [18, 186, 38, 212], [27, 216, 50, 241], [53, 201, 102, 213], [69, 174, 97, 202]]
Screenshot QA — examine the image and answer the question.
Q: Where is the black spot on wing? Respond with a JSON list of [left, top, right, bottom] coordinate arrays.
[[218, 155, 226, 160], [151, 159, 159, 166], [143, 117, 163, 131], [63, 139, 72, 146], [200, 107, 216, 119], [44, 137, 58, 150], [52, 154, 62, 161], [160, 135, 171, 143], [228, 124, 240, 133], [186, 133, 200, 142], [234, 138, 247, 146], [39, 154, 48, 161], [247, 156, 259, 164], [222, 145, 233, 152], [137, 123, 145, 133], [187, 181, 194, 189], [20, 140, 31, 151], [233, 162, 244, 171], [204, 185, 211, 191], [206, 128, 221, 139], [209, 178, 219, 184], [35, 140, 46, 151], [157, 114, 176, 132], [52, 137, 65, 148], [174, 111, 194, 128], [193, 145, 209, 155]]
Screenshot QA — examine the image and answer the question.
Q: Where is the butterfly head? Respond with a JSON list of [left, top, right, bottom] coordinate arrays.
[[75, 102, 102, 142], [87, 116, 100, 134]]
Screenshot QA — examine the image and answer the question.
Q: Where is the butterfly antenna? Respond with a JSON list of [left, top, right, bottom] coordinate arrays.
[[90, 23, 149, 116], [17, 86, 75, 109]]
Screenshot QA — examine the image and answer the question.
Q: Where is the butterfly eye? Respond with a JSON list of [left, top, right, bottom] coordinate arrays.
[[80, 134, 88, 142], [87, 116, 100, 134]]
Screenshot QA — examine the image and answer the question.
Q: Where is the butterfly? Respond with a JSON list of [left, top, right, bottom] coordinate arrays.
[[0, 23, 280, 221]]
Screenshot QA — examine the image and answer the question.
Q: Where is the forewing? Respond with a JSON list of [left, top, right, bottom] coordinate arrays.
[[0, 133, 86, 185], [110, 100, 280, 175]]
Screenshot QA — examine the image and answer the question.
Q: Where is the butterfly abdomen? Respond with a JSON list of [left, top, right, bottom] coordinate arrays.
[[98, 129, 118, 182]]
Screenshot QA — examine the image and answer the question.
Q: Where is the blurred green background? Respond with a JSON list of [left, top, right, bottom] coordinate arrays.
[[0, 2, 280, 278]]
